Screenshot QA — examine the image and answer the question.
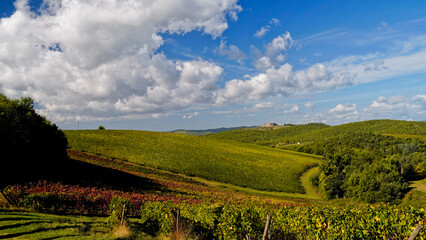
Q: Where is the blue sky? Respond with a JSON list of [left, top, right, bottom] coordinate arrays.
[[0, 0, 425, 131]]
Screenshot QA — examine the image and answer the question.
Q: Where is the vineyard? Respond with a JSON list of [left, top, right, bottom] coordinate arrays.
[[64, 130, 321, 193], [2, 181, 425, 239]]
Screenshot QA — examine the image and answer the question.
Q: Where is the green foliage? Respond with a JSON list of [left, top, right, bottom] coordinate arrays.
[[0, 93, 68, 186], [98, 125, 105, 130], [65, 130, 320, 193], [107, 196, 132, 228], [138, 201, 426, 239], [140, 201, 175, 235]]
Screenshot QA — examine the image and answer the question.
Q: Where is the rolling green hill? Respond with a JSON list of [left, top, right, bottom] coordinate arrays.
[[64, 130, 321, 193], [205, 123, 330, 146], [207, 120, 426, 203], [206, 120, 426, 146]]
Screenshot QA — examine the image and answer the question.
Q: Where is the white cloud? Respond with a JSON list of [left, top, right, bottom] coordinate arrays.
[[253, 32, 294, 71], [283, 104, 299, 114], [329, 103, 357, 113], [217, 62, 355, 105], [183, 112, 199, 119], [364, 95, 425, 119], [266, 32, 294, 56], [216, 40, 246, 63], [304, 95, 426, 125], [0, 0, 240, 122], [253, 18, 279, 38], [254, 26, 270, 37], [253, 56, 274, 71], [253, 102, 275, 109], [270, 18, 280, 26], [305, 101, 316, 109]]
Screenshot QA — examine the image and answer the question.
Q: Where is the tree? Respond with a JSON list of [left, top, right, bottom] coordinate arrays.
[[98, 125, 105, 130], [0, 93, 68, 186]]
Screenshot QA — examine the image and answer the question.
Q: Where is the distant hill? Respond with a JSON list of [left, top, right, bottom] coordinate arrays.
[[205, 123, 330, 146], [206, 120, 426, 146], [169, 126, 256, 136]]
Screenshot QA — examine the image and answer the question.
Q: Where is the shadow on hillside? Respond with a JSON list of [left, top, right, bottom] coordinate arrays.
[[1, 158, 164, 193]]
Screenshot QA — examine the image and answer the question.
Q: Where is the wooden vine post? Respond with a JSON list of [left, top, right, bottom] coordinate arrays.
[[408, 224, 423, 240], [176, 208, 180, 238], [262, 214, 272, 240], [120, 204, 126, 226]]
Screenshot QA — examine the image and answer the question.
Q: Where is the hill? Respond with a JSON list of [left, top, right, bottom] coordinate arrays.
[[64, 130, 321, 193], [208, 120, 426, 203], [205, 123, 330, 146]]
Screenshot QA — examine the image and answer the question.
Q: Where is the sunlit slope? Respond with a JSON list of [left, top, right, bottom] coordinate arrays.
[[206, 120, 426, 146], [205, 123, 330, 146], [65, 130, 321, 193]]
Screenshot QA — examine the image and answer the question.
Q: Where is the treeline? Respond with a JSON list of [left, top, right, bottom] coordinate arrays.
[[295, 131, 425, 203]]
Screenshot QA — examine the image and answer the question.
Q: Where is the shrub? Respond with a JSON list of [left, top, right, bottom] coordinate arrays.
[[107, 196, 133, 228], [0, 94, 68, 186]]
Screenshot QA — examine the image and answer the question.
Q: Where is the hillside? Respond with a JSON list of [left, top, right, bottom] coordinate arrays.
[[205, 123, 330, 146], [64, 130, 321, 193], [170, 126, 256, 136], [208, 120, 426, 203], [206, 120, 426, 146]]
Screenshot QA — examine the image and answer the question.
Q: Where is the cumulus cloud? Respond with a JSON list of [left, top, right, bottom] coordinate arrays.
[[216, 40, 246, 63], [0, 0, 240, 122], [363, 95, 425, 119], [283, 104, 299, 114], [304, 95, 426, 126], [266, 32, 294, 56], [217, 62, 355, 105], [253, 32, 294, 71], [329, 103, 357, 113]]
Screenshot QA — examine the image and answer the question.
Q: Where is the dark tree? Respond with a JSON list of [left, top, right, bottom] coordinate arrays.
[[0, 93, 68, 187]]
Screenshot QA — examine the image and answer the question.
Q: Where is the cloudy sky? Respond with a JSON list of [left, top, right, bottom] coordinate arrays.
[[1, 0, 425, 131]]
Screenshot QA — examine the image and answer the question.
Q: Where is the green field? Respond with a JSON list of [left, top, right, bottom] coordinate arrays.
[[65, 130, 321, 193]]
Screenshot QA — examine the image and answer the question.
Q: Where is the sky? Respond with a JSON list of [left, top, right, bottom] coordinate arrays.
[[0, 0, 425, 131]]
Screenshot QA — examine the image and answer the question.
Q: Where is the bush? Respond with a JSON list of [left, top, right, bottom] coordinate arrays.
[[0, 94, 68, 186], [107, 196, 133, 228]]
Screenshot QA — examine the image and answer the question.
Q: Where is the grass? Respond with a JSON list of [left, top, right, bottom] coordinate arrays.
[[65, 130, 321, 194], [0, 209, 165, 239], [0, 209, 115, 239]]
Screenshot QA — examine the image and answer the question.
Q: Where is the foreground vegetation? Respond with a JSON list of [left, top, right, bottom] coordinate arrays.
[[65, 130, 320, 193], [3, 182, 425, 239]]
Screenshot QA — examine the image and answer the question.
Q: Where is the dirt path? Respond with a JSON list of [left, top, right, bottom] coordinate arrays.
[[300, 167, 323, 200], [410, 179, 426, 192]]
